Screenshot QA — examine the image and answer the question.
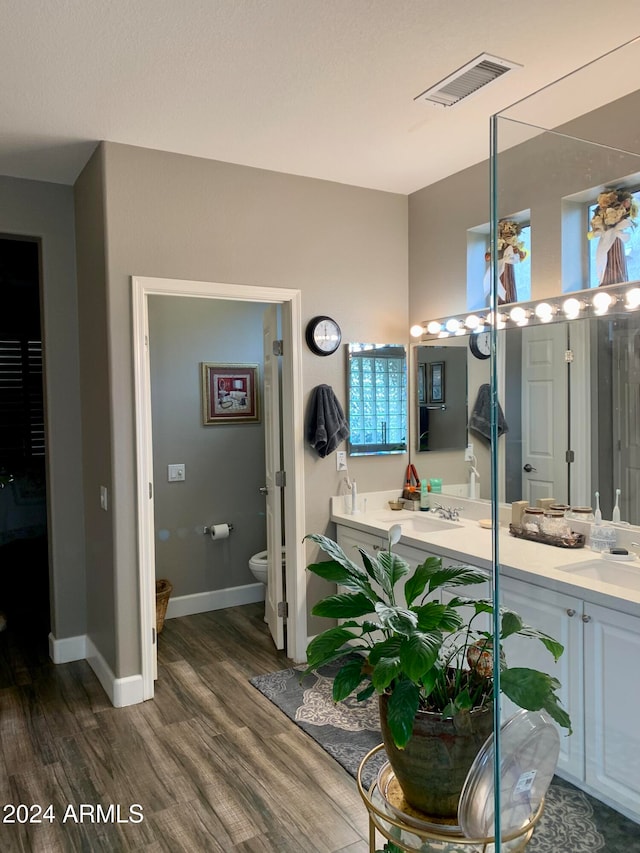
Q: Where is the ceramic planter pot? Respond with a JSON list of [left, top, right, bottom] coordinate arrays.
[[379, 693, 494, 819]]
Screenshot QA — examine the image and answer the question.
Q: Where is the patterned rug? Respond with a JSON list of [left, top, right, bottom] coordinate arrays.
[[250, 660, 640, 853]]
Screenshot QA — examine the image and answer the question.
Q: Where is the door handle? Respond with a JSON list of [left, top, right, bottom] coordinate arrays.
[[259, 486, 269, 496], [523, 464, 537, 472]]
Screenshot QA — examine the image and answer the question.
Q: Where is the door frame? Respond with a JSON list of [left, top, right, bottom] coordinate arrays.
[[132, 276, 307, 700]]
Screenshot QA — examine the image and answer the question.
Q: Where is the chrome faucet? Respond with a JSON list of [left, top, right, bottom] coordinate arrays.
[[432, 503, 463, 521]]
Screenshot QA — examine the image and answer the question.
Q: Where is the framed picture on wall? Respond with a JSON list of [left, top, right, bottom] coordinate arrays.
[[428, 361, 445, 405], [201, 363, 261, 425]]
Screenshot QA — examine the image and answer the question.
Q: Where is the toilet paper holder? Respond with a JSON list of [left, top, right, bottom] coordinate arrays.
[[203, 523, 234, 535]]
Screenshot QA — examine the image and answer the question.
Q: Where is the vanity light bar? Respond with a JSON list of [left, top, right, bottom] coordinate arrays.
[[411, 280, 640, 339]]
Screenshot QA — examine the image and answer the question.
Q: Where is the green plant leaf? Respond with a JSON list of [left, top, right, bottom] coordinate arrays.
[[372, 656, 402, 691], [312, 592, 377, 619], [358, 548, 393, 599], [500, 667, 571, 730], [403, 556, 442, 606], [375, 602, 418, 635], [332, 657, 367, 701], [304, 534, 377, 599], [540, 697, 573, 734], [378, 550, 411, 588], [306, 559, 375, 597], [357, 682, 376, 702], [420, 665, 439, 697], [306, 627, 357, 669], [511, 624, 565, 662], [368, 636, 403, 665], [399, 633, 440, 682], [386, 679, 420, 748], [453, 688, 473, 711], [412, 601, 448, 630], [428, 564, 489, 592], [501, 609, 524, 638]]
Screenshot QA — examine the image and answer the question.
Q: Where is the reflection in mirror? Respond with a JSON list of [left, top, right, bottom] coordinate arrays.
[[415, 343, 467, 452], [502, 310, 639, 526], [347, 343, 407, 456]]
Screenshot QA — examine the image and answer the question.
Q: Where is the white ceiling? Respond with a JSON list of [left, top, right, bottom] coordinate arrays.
[[1, 2, 638, 194]]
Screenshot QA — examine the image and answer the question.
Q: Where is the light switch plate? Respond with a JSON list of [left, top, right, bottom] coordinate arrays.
[[100, 485, 108, 511], [168, 464, 186, 482]]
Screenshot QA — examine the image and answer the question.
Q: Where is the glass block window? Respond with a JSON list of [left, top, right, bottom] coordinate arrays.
[[348, 344, 407, 455]]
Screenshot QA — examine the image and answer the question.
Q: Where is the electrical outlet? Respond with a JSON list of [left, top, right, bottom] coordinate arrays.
[[336, 451, 347, 471], [464, 443, 474, 461]]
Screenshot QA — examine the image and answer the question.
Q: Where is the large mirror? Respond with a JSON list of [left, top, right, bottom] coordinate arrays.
[[501, 309, 640, 526], [347, 343, 407, 455], [415, 342, 468, 452]]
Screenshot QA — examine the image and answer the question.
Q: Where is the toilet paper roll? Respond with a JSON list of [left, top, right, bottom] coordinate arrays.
[[210, 523, 230, 540]]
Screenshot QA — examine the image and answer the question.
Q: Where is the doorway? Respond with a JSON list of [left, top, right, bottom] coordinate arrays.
[[0, 236, 49, 648], [132, 276, 306, 701]]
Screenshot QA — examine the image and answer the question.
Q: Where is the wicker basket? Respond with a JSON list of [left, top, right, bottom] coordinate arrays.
[[155, 579, 173, 633]]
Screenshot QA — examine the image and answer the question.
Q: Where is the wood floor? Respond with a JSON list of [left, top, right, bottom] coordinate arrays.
[[0, 604, 371, 852]]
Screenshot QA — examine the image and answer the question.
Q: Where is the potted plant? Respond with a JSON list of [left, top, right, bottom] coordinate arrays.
[[305, 525, 571, 819]]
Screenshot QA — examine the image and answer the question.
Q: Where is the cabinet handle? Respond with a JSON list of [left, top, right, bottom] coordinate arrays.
[[566, 608, 576, 617], [581, 614, 592, 623]]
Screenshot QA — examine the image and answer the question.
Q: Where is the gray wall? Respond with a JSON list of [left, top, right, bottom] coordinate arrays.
[[74, 141, 408, 674], [0, 175, 86, 640], [74, 148, 117, 665], [408, 89, 640, 496], [148, 296, 268, 595]]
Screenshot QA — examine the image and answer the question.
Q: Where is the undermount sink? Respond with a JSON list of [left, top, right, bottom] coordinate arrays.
[[557, 558, 640, 592], [369, 510, 463, 534]]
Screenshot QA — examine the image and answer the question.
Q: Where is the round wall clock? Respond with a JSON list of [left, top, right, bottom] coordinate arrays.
[[469, 330, 491, 360], [305, 316, 342, 356]]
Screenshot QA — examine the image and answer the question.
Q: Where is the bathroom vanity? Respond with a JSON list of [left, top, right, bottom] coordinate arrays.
[[330, 491, 640, 824]]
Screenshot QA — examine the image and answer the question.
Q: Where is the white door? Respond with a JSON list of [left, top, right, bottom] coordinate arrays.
[[613, 324, 640, 524], [521, 323, 569, 504], [263, 305, 284, 649]]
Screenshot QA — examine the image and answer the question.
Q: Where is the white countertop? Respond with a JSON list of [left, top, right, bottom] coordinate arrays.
[[331, 491, 640, 618]]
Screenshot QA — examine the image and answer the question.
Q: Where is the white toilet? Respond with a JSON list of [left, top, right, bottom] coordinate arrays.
[[249, 547, 285, 585]]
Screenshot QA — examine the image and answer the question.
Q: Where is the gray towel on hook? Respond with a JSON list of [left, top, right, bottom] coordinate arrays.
[[468, 383, 508, 441], [305, 384, 350, 458]]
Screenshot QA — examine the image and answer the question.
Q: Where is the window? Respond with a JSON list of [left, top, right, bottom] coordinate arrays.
[[347, 344, 407, 455], [587, 189, 640, 288]]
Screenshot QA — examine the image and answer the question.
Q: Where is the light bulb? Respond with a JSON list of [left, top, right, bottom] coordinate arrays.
[[445, 318, 461, 333], [509, 306, 529, 325], [410, 324, 425, 338], [625, 287, 640, 310], [426, 320, 442, 335], [592, 291, 614, 315], [464, 314, 481, 330], [562, 297, 582, 319], [534, 302, 554, 322]]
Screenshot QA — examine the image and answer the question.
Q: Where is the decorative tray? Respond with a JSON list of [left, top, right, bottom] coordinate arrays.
[[508, 524, 585, 549]]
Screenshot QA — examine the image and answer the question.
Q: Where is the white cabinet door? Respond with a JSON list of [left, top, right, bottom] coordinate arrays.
[[336, 526, 385, 563], [500, 575, 584, 781], [584, 602, 640, 819]]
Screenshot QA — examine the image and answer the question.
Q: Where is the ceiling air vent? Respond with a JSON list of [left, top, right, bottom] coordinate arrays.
[[414, 53, 521, 107]]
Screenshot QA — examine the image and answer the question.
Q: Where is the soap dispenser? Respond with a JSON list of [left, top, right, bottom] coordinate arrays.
[[420, 479, 430, 511]]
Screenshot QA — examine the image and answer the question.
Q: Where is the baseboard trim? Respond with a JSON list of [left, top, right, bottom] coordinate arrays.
[[49, 632, 86, 664], [165, 583, 265, 620], [85, 637, 144, 708]]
